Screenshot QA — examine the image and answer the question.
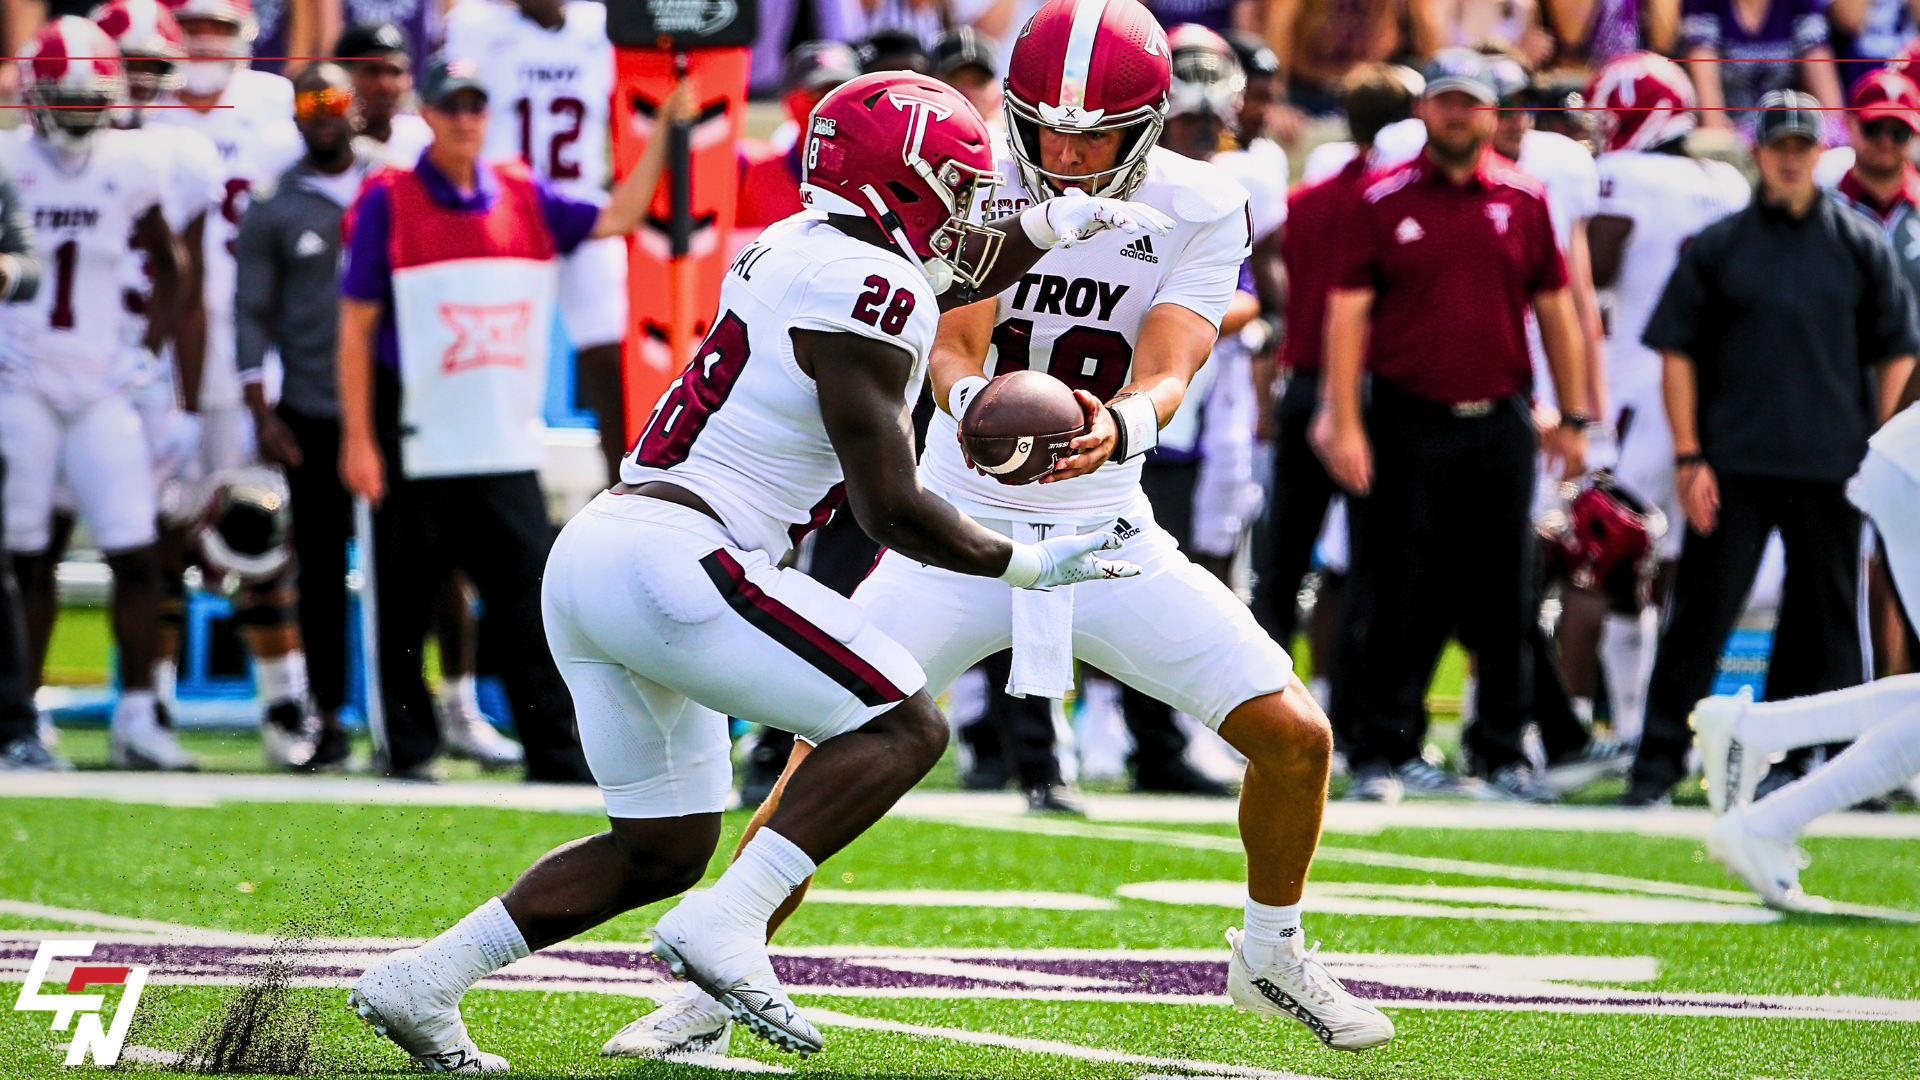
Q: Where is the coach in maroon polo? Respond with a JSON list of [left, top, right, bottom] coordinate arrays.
[[1315, 48, 1592, 804]]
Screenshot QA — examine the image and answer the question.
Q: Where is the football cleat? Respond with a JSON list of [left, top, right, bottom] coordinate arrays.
[[1226, 927, 1395, 1051], [601, 984, 733, 1059], [1344, 763, 1402, 804], [650, 899, 822, 1057], [260, 700, 319, 770], [1543, 735, 1635, 795], [439, 699, 524, 771], [0, 736, 72, 772], [1692, 687, 1760, 814], [1394, 759, 1483, 800], [111, 696, 199, 771], [1705, 806, 1830, 913], [348, 950, 508, 1073], [1487, 761, 1559, 804]]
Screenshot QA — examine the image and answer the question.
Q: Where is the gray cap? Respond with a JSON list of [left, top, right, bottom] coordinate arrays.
[[1753, 89, 1822, 144], [932, 26, 995, 78], [1422, 47, 1498, 104]]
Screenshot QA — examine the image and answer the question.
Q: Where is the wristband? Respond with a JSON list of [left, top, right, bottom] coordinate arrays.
[[1675, 452, 1706, 468], [949, 375, 990, 424], [1559, 411, 1594, 429], [1019, 202, 1061, 249], [998, 541, 1044, 588], [1106, 392, 1159, 464]]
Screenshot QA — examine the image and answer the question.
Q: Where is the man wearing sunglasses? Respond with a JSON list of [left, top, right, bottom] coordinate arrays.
[[232, 63, 374, 771], [1830, 72, 1920, 301]]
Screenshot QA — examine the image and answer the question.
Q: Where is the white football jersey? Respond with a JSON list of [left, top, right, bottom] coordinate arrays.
[[0, 129, 168, 406], [116, 125, 224, 352], [619, 215, 939, 558], [921, 147, 1252, 522], [151, 69, 301, 408], [444, 0, 614, 198], [1212, 143, 1287, 242], [1596, 150, 1750, 401]]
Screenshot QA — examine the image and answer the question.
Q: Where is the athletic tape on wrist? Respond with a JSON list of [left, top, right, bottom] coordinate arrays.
[[1106, 393, 1159, 464], [1020, 202, 1061, 249], [998, 542, 1045, 588], [949, 375, 990, 424]]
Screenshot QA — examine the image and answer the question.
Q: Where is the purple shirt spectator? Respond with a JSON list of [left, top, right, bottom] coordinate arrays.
[[1680, 0, 1829, 111], [341, 150, 601, 370]]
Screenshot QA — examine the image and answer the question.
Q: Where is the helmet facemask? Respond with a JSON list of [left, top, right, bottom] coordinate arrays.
[[29, 84, 119, 151], [1006, 97, 1164, 199]]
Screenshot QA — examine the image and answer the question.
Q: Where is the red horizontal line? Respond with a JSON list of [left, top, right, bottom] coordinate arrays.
[[1484, 105, 1894, 111]]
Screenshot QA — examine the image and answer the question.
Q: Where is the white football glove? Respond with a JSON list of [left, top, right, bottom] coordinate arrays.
[[999, 530, 1141, 589], [1021, 189, 1176, 250]]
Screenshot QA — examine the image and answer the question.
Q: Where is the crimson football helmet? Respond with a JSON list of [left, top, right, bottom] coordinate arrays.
[[1539, 473, 1668, 613], [20, 17, 126, 151], [1587, 51, 1696, 153], [1005, 0, 1171, 199], [1165, 24, 1243, 124], [92, 0, 186, 104], [800, 70, 1002, 295]]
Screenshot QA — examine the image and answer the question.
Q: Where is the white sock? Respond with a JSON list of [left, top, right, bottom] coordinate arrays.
[[413, 897, 531, 997], [1737, 673, 1920, 756], [254, 651, 308, 705], [1602, 612, 1653, 743], [1571, 697, 1594, 726], [439, 674, 479, 714], [703, 829, 816, 929], [1746, 703, 1920, 840], [153, 659, 177, 707], [1240, 897, 1303, 969]]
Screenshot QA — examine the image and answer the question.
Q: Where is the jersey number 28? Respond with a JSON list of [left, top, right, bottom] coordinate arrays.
[[632, 311, 750, 469]]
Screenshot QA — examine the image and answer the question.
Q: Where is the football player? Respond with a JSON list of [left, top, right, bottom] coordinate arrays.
[[1, 19, 187, 768], [1697, 375, 1920, 911], [149, 0, 318, 764], [345, 71, 1169, 1071], [441, 0, 625, 482], [1584, 53, 1749, 746], [615, 0, 1396, 1061]]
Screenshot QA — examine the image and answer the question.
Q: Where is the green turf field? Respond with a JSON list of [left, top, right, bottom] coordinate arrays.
[[1, 793, 1915, 1079]]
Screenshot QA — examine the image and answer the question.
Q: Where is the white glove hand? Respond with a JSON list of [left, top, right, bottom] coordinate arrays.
[[1022, 189, 1176, 250], [999, 530, 1141, 589]]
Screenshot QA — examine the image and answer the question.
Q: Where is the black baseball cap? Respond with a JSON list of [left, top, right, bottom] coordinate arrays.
[[333, 21, 408, 62], [1754, 89, 1822, 144], [420, 54, 487, 107], [855, 27, 928, 74], [784, 40, 860, 93], [1224, 30, 1279, 79], [1422, 47, 1498, 104], [931, 26, 995, 79]]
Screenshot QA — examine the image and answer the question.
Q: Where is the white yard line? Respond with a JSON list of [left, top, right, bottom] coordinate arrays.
[[805, 1008, 1334, 1079], [918, 813, 1920, 924], [6, 774, 1918, 839]]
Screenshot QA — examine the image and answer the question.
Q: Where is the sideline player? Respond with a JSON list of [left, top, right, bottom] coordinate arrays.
[[442, 0, 625, 482], [1697, 374, 1920, 910], [1583, 52, 1749, 745], [346, 71, 1169, 1071], [618, 0, 1396, 1060], [1, 19, 186, 768], [149, 0, 316, 761]]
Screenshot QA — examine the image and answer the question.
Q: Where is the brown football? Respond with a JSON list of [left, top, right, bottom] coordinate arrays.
[[960, 370, 1088, 485]]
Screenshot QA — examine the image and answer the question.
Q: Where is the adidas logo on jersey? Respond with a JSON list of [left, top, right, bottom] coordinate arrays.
[[1118, 236, 1158, 263], [1395, 217, 1424, 245], [295, 230, 327, 258], [1113, 517, 1141, 542]]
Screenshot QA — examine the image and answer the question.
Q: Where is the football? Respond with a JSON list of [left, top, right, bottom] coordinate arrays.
[[960, 370, 1089, 485]]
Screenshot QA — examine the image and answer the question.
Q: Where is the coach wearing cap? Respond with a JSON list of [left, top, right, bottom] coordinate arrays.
[[1316, 48, 1591, 803], [337, 57, 689, 780], [1628, 90, 1919, 805]]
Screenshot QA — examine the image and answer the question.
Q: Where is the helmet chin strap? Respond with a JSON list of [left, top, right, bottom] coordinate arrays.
[[859, 183, 954, 294]]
